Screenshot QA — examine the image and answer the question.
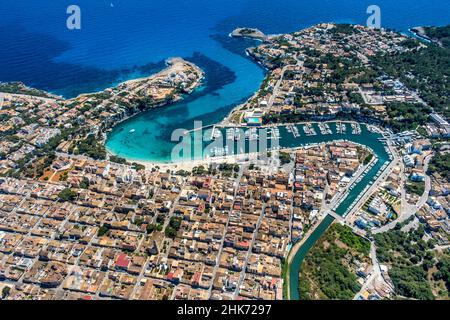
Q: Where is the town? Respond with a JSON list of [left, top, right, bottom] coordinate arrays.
[[0, 23, 449, 301]]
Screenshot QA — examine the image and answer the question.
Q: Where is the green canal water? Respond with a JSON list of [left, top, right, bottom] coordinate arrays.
[[283, 123, 391, 300]]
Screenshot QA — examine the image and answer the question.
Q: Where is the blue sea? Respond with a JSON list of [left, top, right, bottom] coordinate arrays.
[[1, 0, 449, 162]]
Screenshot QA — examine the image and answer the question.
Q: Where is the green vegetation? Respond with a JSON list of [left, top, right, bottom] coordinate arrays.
[[434, 254, 450, 296], [192, 165, 208, 176], [2, 286, 11, 299], [156, 214, 165, 224], [385, 103, 432, 132], [216, 163, 239, 177], [263, 112, 310, 125], [330, 24, 358, 35], [131, 162, 146, 171], [336, 224, 371, 255], [416, 126, 429, 138], [218, 163, 240, 173], [363, 153, 374, 165], [299, 223, 370, 300], [109, 155, 128, 164], [0, 82, 56, 98], [423, 25, 450, 48], [406, 181, 425, 196], [281, 258, 289, 299], [318, 53, 363, 85], [165, 216, 182, 239], [146, 224, 157, 234], [389, 265, 434, 300], [133, 217, 144, 226], [428, 152, 450, 180], [58, 188, 77, 202], [175, 169, 191, 177], [374, 225, 436, 300], [79, 177, 90, 189], [373, 45, 450, 118], [73, 134, 107, 160], [97, 224, 110, 237], [279, 152, 292, 165], [348, 92, 365, 105]]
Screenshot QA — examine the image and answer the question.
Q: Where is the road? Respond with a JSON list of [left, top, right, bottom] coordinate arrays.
[[267, 57, 303, 110], [344, 147, 400, 228], [353, 241, 393, 300], [233, 203, 266, 299], [221, 55, 303, 126], [323, 153, 378, 215], [0, 91, 60, 104], [373, 154, 432, 234], [207, 165, 245, 299]]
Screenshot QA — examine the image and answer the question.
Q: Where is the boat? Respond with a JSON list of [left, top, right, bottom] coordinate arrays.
[[303, 125, 311, 135], [351, 123, 361, 135]]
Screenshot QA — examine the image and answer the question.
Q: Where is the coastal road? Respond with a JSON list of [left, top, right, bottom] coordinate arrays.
[[221, 55, 303, 126], [0, 91, 60, 104], [267, 57, 303, 110]]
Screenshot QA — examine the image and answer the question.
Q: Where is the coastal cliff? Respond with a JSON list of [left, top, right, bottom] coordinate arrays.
[[231, 27, 267, 41], [410, 25, 450, 48], [0, 57, 204, 161]]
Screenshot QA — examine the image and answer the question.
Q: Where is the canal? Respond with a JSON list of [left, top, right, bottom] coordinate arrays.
[[283, 123, 391, 300], [203, 121, 392, 300]]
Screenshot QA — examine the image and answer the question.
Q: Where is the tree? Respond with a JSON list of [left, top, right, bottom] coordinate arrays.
[[165, 227, 177, 239], [97, 224, 110, 237], [389, 266, 434, 300], [79, 177, 90, 189], [434, 255, 450, 292], [156, 214, 165, 224], [169, 217, 182, 230], [58, 188, 77, 202], [146, 224, 156, 234], [2, 286, 11, 299]]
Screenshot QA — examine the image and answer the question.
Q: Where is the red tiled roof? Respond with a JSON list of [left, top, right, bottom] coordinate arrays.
[[115, 253, 130, 269]]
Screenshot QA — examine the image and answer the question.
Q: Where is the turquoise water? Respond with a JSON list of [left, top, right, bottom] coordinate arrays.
[[2, 1, 447, 161], [104, 51, 265, 162], [1, 1, 447, 300]]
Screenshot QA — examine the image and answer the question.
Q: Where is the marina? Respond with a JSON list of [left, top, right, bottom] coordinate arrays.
[[286, 122, 392, 301], [187, 122, 390, 166], [287, 124, 300, 138]]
